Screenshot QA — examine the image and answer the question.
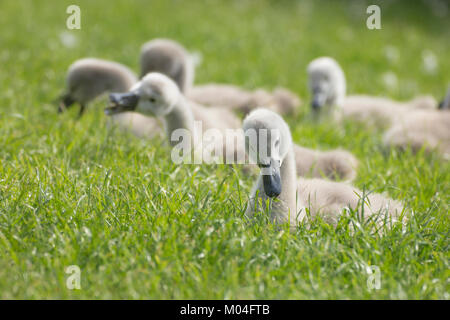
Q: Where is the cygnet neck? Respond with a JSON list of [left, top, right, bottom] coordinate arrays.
[[163, 94, 196, 146], [263, 146, 299, 227]]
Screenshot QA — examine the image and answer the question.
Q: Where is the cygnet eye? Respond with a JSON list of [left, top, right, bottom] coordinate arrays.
[[275, 139, 280, 149], [149, 97, 157, 103]]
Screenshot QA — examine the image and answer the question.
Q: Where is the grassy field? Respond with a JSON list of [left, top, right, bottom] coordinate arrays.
[[0, 0, 449, 299]]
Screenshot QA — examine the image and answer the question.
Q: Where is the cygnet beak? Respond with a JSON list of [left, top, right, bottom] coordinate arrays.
[[105, 92, 139, 115], [260, 159, 282, 198]]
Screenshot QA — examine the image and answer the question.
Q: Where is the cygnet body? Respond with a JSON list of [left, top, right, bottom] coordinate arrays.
[[307, 57, 437, 126], [140, 38, 301, 115], [244, 109, 404, 231], [58, 58, 161, 138]]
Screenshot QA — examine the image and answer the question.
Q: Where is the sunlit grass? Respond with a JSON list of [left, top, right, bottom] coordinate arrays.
[[0, 0, 448, 299]]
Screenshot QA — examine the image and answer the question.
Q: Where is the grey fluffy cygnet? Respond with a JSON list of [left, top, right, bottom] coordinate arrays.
[[58, 58, 161, 138], [383, 90, 450, 159], [58, 58, 137, 116], [139, 38, 301, 115], [244, 108, 405, 231], [307, 57, 438, 127], [140, 38, 195, 93], [187, 84, 301, 115], [106, 72, 244, 162], [107, 73, 358, 181]]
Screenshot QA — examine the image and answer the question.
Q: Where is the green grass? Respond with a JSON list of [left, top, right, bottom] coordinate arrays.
[[0, 0, 449, 299]]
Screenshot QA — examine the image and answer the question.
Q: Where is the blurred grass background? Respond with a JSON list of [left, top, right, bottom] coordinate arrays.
[[0, 0, 448, 299]]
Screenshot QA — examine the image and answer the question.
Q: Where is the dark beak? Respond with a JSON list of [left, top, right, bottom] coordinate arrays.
[[57, 93, 75, 113], [438, 88, 450, 110], [311, 99, 321, 110], [311, 93, 326, 111], [105, 92, 139, 115], [261, 160, 282, 198]]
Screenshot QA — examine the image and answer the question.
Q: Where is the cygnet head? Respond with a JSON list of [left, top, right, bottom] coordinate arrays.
[[243, 108, 293, 197], [106, 72, 180, 117], [307, 57, 346, 111], [140, 38, 194, 93]]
